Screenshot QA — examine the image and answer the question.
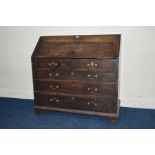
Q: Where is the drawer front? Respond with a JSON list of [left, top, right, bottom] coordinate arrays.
[[35, 80, 117, 97], [35, 58, 118, 72], [35, 93, 117, 113], [34, 69, 117, 83]]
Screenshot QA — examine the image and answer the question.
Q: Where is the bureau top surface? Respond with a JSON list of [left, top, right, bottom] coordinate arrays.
[[32, 35, 121, 59]]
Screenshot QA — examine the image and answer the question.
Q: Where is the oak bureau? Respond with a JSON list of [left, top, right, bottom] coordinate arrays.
[[31, 35, 121, 123]]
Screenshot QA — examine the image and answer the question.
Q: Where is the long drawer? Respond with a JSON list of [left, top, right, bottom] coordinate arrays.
[[34, 58, 118, 72], [35, 93, 117, 113], [34, 69, 117, 83], [35, 80, 117, 97]]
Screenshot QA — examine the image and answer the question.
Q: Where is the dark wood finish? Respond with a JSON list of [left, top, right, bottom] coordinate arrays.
[[34, 69, 117, 83], [36, 35, 120, 58], [35, 106, 118, 117], [31, 35, 121, 124], [36, 42, 117, 58], [35, 80, 117, 97], [35, 93, 117, 113], [35, 58, 118, 72]]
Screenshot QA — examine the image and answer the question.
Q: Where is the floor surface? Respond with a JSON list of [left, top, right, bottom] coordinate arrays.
[[0, 97, 155, 129]]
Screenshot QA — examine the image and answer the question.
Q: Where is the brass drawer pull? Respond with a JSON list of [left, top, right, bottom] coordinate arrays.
[[94, 74, 98, 78], [48, 61, 59, 68], [87, 101, 98, 106], [87, 102, 90, 105], [49, 85, 53, 88], [49, 73, 59, 77], [55, 73, 59, 77], [87, 87, 98, 93], [49, 85, 60, 89], [87, 74, 98, 78], [71, 97, 75, 100], [94, 63, 98, 67], [87, 87, 91, 91], [50, 98, 60, 103], [87, 62, 98, 68], [56, 99, 60, 102], [70, 72, 75, 76], [55, 85, 60, 89], [94, 88, 98, 92], [49, 73, 52, 76]]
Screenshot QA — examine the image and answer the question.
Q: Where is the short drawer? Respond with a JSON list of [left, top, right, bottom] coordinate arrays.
[[35, 80, 117, 98], [35, 93, 117, 113], [34, 69, 117, 83], [34, 58, 118, 72]]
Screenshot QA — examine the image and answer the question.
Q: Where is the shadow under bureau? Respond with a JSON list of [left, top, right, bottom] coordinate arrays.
[[31, 35, 121, 123]]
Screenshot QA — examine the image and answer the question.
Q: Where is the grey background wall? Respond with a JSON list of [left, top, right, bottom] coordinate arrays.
[[0, 26, 155, 109]]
